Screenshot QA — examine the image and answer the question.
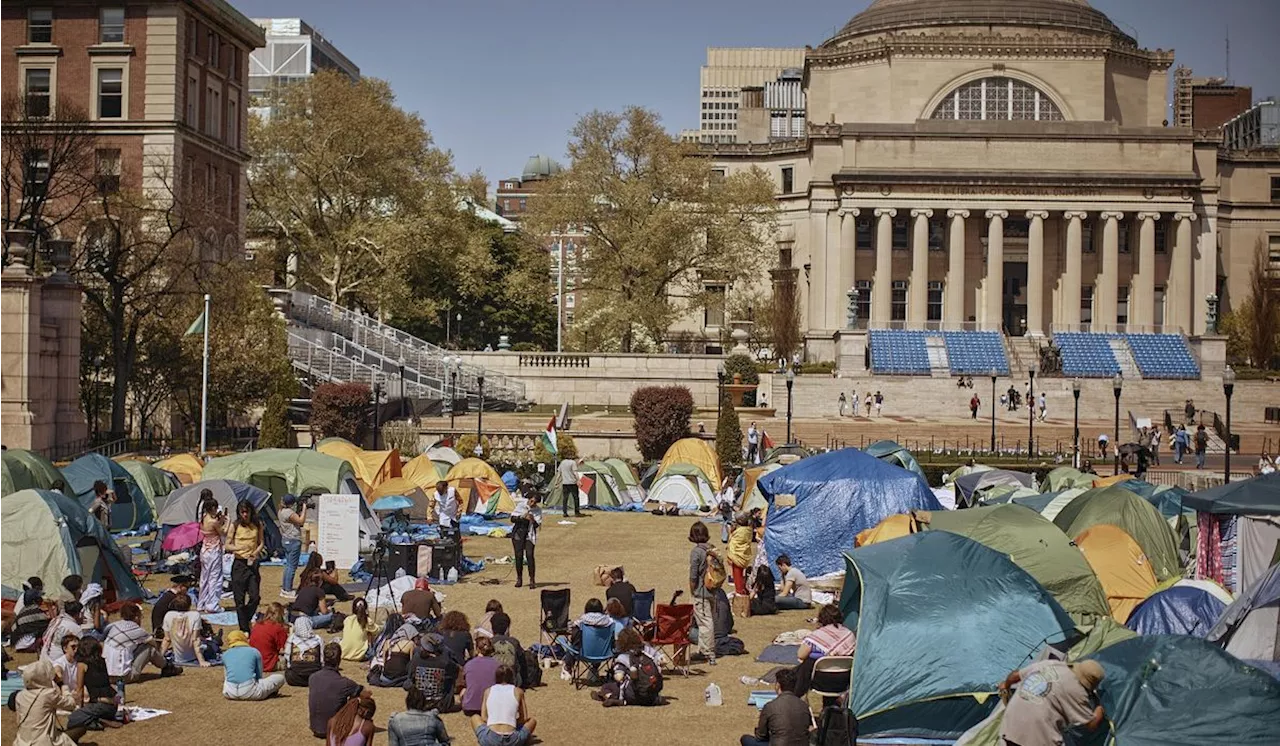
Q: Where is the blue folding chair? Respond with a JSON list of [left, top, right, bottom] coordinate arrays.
[[562, 623, 615, 689], [632, 589, 656, 632]]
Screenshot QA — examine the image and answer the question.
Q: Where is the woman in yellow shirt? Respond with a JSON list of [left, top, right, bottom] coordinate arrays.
[[228, 499, 265, 633], [339, 597, 378, 661], [726, 514, 756, 617]]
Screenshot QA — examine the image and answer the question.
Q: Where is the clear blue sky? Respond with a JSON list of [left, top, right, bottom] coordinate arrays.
[[241, 0, 1279, 187]]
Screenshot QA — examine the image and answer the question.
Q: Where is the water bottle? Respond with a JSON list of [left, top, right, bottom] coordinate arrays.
[[447, 567, 458, 584], [704, 681, 722, 706]]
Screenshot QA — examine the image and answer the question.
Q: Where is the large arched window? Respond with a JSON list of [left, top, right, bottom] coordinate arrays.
[[930, 77, 1064, 122]]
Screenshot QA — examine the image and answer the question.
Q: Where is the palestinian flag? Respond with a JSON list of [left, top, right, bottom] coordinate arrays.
[[542, 416, 558, 456], [762, 430, 776, 451]]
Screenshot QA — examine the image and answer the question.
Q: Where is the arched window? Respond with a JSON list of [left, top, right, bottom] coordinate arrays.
[[930, 77, 1064, 122]]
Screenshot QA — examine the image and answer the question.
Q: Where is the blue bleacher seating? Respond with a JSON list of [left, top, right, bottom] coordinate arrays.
[[868, 330, 930, 375], [1125, 334, 1200, 379], [1052, 332, 1120, 377], [942, 331, 1009, 376]]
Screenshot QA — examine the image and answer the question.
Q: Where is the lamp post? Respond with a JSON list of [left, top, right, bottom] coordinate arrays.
[[1028, 362, 1037, 461], [990, 370, 998, 453], [398, 356, 406, 419], [447, 356, 459, 429], [785, 368, 796, 444], [1112, 373, 1123, 475], [716, 362, 726, 419], [1072, 378, 1082, 469], [1223, 366, 1235, 482], [476, 373, 485, 455], [372, 378, 382, 449]]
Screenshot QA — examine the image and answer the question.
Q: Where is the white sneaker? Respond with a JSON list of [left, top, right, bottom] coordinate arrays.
[[279, 590, 296, 600]]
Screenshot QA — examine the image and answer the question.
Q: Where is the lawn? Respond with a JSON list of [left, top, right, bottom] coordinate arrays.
[[4, 512, 824, 745]]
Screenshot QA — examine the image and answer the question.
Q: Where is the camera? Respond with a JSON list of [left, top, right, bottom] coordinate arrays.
[[299, 496, 317, 510]]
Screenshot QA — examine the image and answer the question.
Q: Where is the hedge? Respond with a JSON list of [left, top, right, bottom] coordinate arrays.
[[630, 385, 694, 461]]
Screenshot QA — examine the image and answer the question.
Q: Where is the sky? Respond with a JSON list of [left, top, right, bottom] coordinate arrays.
[[241, 0, 1280, 187]]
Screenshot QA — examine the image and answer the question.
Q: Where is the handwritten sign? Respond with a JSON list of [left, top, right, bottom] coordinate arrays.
[[317, 493, 360, 569]]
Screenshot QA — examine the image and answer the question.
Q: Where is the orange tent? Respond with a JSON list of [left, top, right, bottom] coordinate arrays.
[[1075, 523, 1158, 623], [1091, 473, 1133, 489], [856, 513, 922, 547]]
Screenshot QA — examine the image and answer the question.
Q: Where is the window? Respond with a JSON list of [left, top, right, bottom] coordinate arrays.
[[891, 215, 909, 251], [1271, 176, 1280, 202], [1155, 219, 1168, 254], [1268, 236, 1280, 272], [1118, 221, 1131, 254], [207, 31, 220, 67], [1081, 286, 1094, 325], [710, 168, 726, 183], [502, 199, 511, 213], [704, 285, 727, 328], [24, 68, 52, 117], [206, 85, 221, 137], [186, 74, 198, 126], [891, 281, 908, 321], [780, 166, 794, 194], [856, 219, 873, 251], [928, 219, 944, 251], [927, 281, 944, 322], [27, 8, 53, 44], [99, 8, 125, 43], [931, 77, 1064, 121], [97, 68, 123, 118], [519, 198, 527, 211], [226, 96, 239, 147], [95, 149, 121, 194], [565, 294, 576, 309], [188, 18, 199, 56], [206, 164, 216, 199], [1118, 285, 1129, 325], [855, 280, 872, 325], [1082, 219, 1095, 253], [184, 156, 194, 196], [225, 170, 234, 212], [23, 150, 50, 198]]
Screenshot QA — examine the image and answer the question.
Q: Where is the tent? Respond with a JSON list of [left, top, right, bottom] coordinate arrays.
[[1042, 466, 1095, 492], [762, 443, 811, 466], [656, 438, 722, 488], [1053, 485, 1181, 581], [919, 504, 1111, 624], [1182, 472, 1280, 516], [855, 513, 920, 547], [974, 484, 1041, 506], [402, 453, 449, 490], [317, 440, 402, 489], [1038, 487, 1088, 522], [1207, 562, 1280, 664], [1, 449, 64, 496], [739, 463, 782, 513], [60, 453, 153, 531], [603, 458, 645, 503], [155, 480, 281, 555], [444, 458, 514, 515], [425, 445, 462, 468], [117, 459, 180, 515], [154, 454, 205, 485], [645, 464, 717, 510], [579, 461, 628, 507], [953, 469, 1035, 507], [840, 532, 1076, 739], [2, 489, 144, 602], [944, 462, 992, 484], [370, 477, 432, 520], [862, 440, 927, 480], [1088, 635, 1280, 746], [201, 449, 362, 502], [1125, 584, 1226, 637], [759, 448, 941, 577], [1183, 474, 1280, 595], [1075, 523, 1159, 624]]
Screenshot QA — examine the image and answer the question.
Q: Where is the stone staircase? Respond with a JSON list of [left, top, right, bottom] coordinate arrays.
[[1006, 336, 1039, 378], [1109, 338, 1142, 380], [925, 336, 950, 377]]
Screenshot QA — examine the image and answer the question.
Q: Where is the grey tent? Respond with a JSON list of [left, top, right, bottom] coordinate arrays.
[[953, 469, 1035, 508], [155, 480, 281, 554], [1206, 561, 1280, 665]]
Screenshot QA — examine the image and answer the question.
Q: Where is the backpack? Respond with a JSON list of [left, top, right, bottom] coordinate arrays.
[[521, 649, 542, 688], [629, 653, 664, 705], [492, 638, 521, 687], [703, 548, 727, 591], [812, 701, 858, 746]]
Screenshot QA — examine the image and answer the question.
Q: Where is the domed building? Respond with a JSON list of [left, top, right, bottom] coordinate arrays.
[[703, 0, 1276, 372]]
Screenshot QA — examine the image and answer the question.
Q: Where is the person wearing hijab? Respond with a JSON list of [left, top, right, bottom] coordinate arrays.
[[285, 616, 325, 687], [12, 659, 81, 746], [222, 630, 286, 700], [999, 660, 1106, 746]]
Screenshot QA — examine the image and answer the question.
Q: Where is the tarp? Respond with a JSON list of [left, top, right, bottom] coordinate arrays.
[[1207, 562, 1280, 662], [1088, 635, 1280, 746], [117, 459, 180, 515], [1075, 523, 1159, 624], [1092, 473, 1133, 488], [856, 513, 920, 548], [760, 448, 942, 578], [953, 469, 1035, 507], [155, 453, 205, 485], [920, 504, 1111, 624], [1043, 466, 1095, 492], [401, 453, 448, 490], [1053, 485, 1181, 581], [444, 458, 514, 515], [201, 448, 361, 502], [1182, 473, 1280, 516], [1125, 585, 1226, 637], [317, 441, 402, 489], [369, 477, 431, 520], [1, 449, 64, 496], [657, 438, 722, 488], [155, 480, 281, 555], [60, 453, 153, 531], [841, 532, 1076, 739], [863, 440, 927, 480], [1, 489, 143, 602]]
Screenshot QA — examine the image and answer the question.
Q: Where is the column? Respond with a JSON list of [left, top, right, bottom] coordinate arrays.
[[807, 209, 826, 331], [1024, 210, 1048, 336], [872, 208, 896, 324], [1096, 212, 1123, 329], [1061, 211, 1086, 327], [985, 210, 1007, 331], [839, 209, 858, 326], [1194, 214, 1216, 336], [946, 209, 968, 325], [1170, 212, 1196, 334], [825, 208, 842, 329], [1132, 212, 1159, 329], [909, 209, 932, 324]]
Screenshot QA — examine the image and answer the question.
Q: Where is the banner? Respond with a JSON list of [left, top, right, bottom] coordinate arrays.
[[317, 493, 360, 569]]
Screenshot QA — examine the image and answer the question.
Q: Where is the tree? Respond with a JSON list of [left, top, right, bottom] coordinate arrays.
[[1245, 238, 1279, 369], [310, 382, 372, 443], [525, 107, 777, 351], [630, 385, 694, 461], [769, 267, 803, 363], [715, 386, 743, 468]]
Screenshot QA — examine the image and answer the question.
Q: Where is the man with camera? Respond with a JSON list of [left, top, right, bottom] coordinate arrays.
[[278, 494, 309, 600]]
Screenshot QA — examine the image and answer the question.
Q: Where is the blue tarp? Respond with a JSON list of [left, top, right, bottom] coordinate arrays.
[[60, 453, 153, 531], [501, 471, 518, 491], [1126, 585, 1226, 637], [759, 448, 941, 577]]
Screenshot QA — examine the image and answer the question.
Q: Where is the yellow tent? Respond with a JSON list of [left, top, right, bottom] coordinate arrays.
[[1092, 473, 1133, 489], [1075, 523, 1158, 624], [154, 454, 204, 485], [316, 441, 402, 488], [370, 477, 433, 520], [657, 438, 722, 487], [444, 457, 514, 514], [402, 453, 450, 490], [856, 512, 921, 547]]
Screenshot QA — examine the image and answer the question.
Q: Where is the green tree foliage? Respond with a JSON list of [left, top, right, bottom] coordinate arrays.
[[1222, 239, 1280, 370], [533, 432, 578, 464], [525, 107, 777, 351], [715, 386, 743, 468], [257, 372, 298, 449], [630, 385, 694, 461], [310, 382, 372, 443]]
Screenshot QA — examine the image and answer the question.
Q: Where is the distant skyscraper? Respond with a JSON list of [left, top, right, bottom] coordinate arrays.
[[697, 47, 805, 144]]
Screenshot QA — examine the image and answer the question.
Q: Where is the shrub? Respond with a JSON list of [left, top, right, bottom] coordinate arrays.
[[533, 432, 578, 463], [715, 386, 743, 468], [310, 382, 371, 443], [723, 353, 759, 406], [381, 421, 421, 457], [454, 434, 492, 459], [797, 361, 836, 375], [257, 373, 297, 449], [510, 341, 542, 352], [630, 385, 694, 461]]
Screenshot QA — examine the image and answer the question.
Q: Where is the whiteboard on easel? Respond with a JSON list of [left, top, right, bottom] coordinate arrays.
[[317, 493, 360, 569]]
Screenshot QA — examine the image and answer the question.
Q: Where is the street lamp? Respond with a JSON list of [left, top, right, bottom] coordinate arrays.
[[398, 355, 406, 419], [785, 368, 796, 444], [447, 356, 460, 429], [1072, 378, 1082, 469], [476, 373, 486, 454], [990, 370, 998, 453], [1223, 366, 1236, 482], [716, 362, 727, 419], [1112, 373, 1123, 475], [372, 378, 382, 449], [1028, 362, 1038, 461]]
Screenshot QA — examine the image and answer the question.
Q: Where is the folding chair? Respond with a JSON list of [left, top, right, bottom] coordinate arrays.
[[650, 600, 695, 676], [632, 588, 656, 637], [562, 623, 615, 689], [538, 588, 571, 661], [810, 655, 854, 700]]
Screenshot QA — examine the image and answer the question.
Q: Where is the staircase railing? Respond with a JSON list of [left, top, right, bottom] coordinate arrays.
[[287, 332, 443, 399]]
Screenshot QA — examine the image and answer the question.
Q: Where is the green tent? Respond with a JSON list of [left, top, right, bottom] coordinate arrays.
[[118, 459, 180, 515], [603, 458, 645, 503], [1052, 484, 1182, 581], [922, 503, 1111, 624], [202, 448, 361, 502], [580, 461, 624, 506], [1, 449, 64, 496], [60, 453, 153, 531], [863, 440, 927, 481], [1066, 616, 1138, 660], [1043, 466, 1095, 492]]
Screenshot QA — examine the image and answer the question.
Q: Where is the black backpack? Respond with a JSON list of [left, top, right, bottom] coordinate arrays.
[[629, 653, 664, 705], [812, 702, 857, 746]]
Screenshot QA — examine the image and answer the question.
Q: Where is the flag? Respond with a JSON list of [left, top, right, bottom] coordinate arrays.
[[184, 309, 206, 336], [542, 416, 558, 456], [762, 430, 776, 451], [577, 475, 594, 507]]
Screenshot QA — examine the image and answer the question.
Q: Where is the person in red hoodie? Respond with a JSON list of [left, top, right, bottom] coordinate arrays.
[[248, 602, 290, 671]]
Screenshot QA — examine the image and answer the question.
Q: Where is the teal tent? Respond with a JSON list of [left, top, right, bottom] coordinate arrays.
[[1182, 472, 1280, 515], [840, 532, 1077, 739], [1, 449, 64, 496], [60, 453, 153, 531], [863, 440, 927, 481], [1088, 635, 1280, 745]]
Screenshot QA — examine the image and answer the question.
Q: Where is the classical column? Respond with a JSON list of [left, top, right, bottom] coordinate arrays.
[[909, 209, 932, 324], [839, 209, 858, 326], [1133, 212, 1160, 329], [1062, 211, 1087, 327], [807, 208, 826, 331], [1194, 214, 1216, 336], [1170, 212, 1196, 334], [985, 210, 1007, 331], [825, 208, 842, 329], [1096, 212, 1123, 329], [946, 209, 968, 325], [1025, 210, 1048, 336], [872, 208, 896, 324]]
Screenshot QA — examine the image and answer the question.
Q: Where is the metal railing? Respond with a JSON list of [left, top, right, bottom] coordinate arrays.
[[287, 332, 445, 400], [1049, 323, 1186, 335]]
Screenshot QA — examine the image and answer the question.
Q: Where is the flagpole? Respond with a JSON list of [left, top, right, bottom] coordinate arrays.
[[199, 293, 210, 456]]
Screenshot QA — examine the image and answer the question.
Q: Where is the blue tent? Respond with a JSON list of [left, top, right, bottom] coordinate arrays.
[[759, 448, 941, 577], [501, 470, 519, 492], [1126, 585, 1226, 637], [840, 532, 1077, 739], [60, 453, 153, 531], [1088, 635, 1280, 745], [1118, 479, 1191, 519]]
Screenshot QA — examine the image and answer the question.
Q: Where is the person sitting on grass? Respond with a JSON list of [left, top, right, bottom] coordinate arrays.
[[291, 573, 334, 629], [250, 602, 291, 672], [774, 555, 813, 611], [741, 667, 811, 746], [405, 633, 460, 714], [68, 637, 124, 734], [50, 634, 80, 695], [461, 635, 501, 718], [590, 627, 663, 708], [388, 687, 452, 746], [794, 603, 855, 699], [471, 664, 536, 746], [160, 593, 214, 667], [750, 564, 777, 617], [104, 602, 180, 682], [12, 659, 81, 746], [368, 616, 418, 688], [437, 610, 474, 666], [327, 692, 377, 746], [285, 615, 325, 687], [400, 577, 442, 627], [222, 630, 286, 701], [302, 553, 354, 603], [488, 612, 528, 690], [150, 574, 192, 637], [308, 642, 367, 739], [473, 600, 503, 639], [340, 598, 378, 662], [39, 601, 82, 663]]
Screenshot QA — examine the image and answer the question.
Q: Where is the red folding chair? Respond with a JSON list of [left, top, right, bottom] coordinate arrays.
[[650, 592, 695, 677]]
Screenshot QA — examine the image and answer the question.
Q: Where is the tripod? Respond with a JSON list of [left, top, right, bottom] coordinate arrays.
[[363, 538, 396, 618]]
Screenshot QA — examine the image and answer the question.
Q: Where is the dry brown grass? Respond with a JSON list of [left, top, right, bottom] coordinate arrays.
[[4, 513, 818, 745]]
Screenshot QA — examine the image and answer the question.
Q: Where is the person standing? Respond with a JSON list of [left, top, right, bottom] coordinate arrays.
[[969, 394, 981, 419], [717, 477, 736, 543], [1038, 392, 1047, 422], [687, 522, 718, 666], [196, 493, 227, 613], [1097, 432, 1110, 460], [850, 390, 858, 418], [433, 481, 459, 529], [277, 494, 307, 600], [1149, 428, 1161, 466], [863, 393, 873, 417], [746, 423, 760, 464], [88, 481, 114, 529], [510, 486, 542, 589], [1194, 425, 1209, 470], [726, 516, 755, 618], [837, 392, 847, 417], [228, 499, 265, 633], [874, 391, 884, 417], [1173, 425, 1189, 464], [557, 457, 582, 518]]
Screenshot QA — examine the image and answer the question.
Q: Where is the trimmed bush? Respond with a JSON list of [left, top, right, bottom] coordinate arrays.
[[310, 382, 371, 443], [630, 385, 694, 461], [715, 386, 743, 468], [533, 432, 578, 464], [454, 434, 492, 459]]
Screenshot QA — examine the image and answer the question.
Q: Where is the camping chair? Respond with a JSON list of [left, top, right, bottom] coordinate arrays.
[[562, 623, 615, 689], [650, 597, 695, 677], [810, 656, 854, 700], [538, 588, 572, 660], [632, 589, 656, 636]]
